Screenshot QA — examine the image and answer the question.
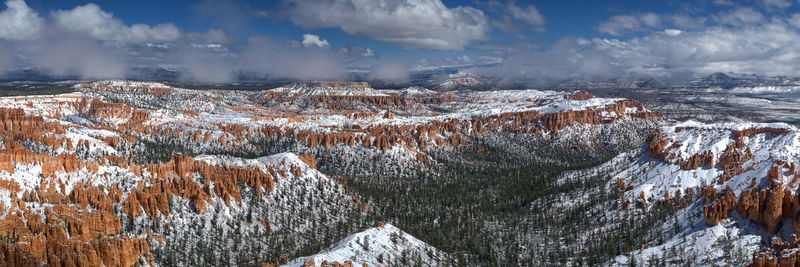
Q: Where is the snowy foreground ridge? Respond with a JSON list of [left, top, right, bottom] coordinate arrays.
[[284, 224, 448, 267]]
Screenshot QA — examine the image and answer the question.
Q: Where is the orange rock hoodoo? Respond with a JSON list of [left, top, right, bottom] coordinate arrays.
[[121, 154, 276, 217], [752, 236, 800, 267], [0, 201, 152, 266]]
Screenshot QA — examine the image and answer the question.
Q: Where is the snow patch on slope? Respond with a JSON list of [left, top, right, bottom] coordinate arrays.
[[284, 224, 448, 267]]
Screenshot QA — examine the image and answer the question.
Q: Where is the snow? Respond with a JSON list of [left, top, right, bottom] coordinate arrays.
[[611, 222, 761, 266], [271, 83, 388, 96], [729, 86, 800, 94], [618, 121, 800, 202], [284, 224, 448, 267]]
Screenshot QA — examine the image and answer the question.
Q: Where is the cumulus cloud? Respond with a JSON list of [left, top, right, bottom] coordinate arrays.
[[592, 21, 800, 77], [282, 0, 490, 50], [0, 0, 43, 40], [0, 0, 227, 80], [370, 60, 410, 81], [301, 34, 329, 48], [52, 3, 181, 43], [485, 10, 800, 85]]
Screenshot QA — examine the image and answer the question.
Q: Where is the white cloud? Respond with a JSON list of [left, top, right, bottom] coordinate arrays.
[[370, 60, 409, 81], [664, 29, 683, 36], [52, 3, 181, 43], [177, 48, 235, 83], [484, 11, 800, 84], [301, 34, 329, 48], [597, 13, 661, 36], [594, 21, 800, 77], [670, 14, 708, 29], [21, 35, 128, 79], [789, 13, 800, 28], [241, 36, 345, 80], [186, 29, 228, 44], [0, 45, 9, 73], [492, 0, 546, 34], [714, 7, 764, 26], [282, 0, 490, 50], [340, 45, 376, 59], [507, 0, 545, 29], [760, 0, 791, 8], [0, 0, 43, 40]]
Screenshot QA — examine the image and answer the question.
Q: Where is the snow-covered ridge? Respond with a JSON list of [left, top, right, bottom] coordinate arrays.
[[435, 72, 483, 90], [396, 86, 437, 96], [618, 121, 799, 203], [83, 80, 172, 89], [284, 224, 449, 267], [729, 85, 800, 94], [271, 82, 388, 96]]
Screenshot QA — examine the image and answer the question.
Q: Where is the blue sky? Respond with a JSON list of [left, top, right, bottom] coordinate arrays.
[[2, 0, 800, 82]]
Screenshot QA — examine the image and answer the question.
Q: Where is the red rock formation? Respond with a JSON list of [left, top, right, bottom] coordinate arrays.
[[0, 201, 152, 267], [732, 127, 790, 140], [122, 154, 276, 217], [566, 90, 593, 101], [752, 236, 800, 267], [737, 186, 789, 233], [299, 154, 317, 169], [382, 110, 394, 119], [702, 187, 736, 226]]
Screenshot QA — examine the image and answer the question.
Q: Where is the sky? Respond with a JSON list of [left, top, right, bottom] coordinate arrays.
[[1, 0, 800, 83]]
